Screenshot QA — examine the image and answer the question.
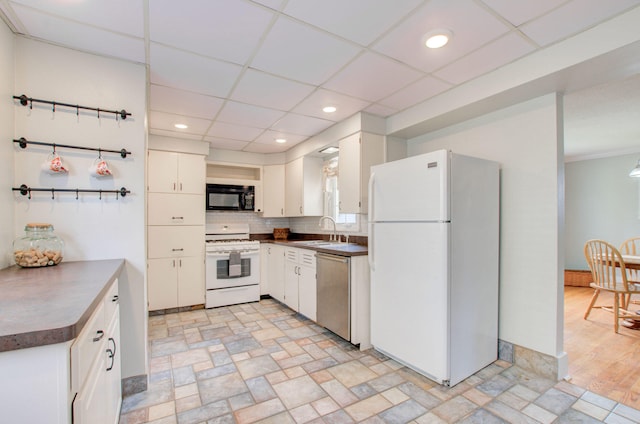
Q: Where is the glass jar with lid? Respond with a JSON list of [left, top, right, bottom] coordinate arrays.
[[13, 223, 64, 267]]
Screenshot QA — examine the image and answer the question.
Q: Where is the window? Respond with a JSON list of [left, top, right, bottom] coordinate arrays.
[[322, 157, 359, 231]]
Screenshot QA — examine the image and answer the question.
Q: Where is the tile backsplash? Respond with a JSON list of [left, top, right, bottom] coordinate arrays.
[[205, 212, 367, 236]]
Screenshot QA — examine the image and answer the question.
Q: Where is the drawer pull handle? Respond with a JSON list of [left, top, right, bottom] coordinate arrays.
[[112, 294, 119, 303], [106, 337, 116, 371], [171, 216, 184, 220], [93, 330, 105, 342], [172, 248, 184, 252]]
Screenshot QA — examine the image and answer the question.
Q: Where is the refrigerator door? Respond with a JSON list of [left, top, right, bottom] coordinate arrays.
[[370, 221, 449, 383], [369, 150, 449, 222]]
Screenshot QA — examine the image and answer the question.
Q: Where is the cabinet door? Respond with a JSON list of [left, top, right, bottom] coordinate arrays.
[[148, 150, 178, 193], [177, 153, 205, 194], [105, 308, 121, 424], [73, 351, 107, 424], [284, 259, 299, 311], [177, 256, 205, 307], [298, 251, 317, 321], [268, 245, 285, 303], [262, 165, 285, 217], [285, 158, 303, 216], [148, 258, 178, 310], [148, 193, 205, 225], [260, 244, 270, 295], [147, 226, 204, 258], [338, 133, 361, 214]]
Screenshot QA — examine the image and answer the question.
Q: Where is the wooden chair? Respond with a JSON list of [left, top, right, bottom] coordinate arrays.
[[620, 237, 640, 308], [583, 239, 640, 332]]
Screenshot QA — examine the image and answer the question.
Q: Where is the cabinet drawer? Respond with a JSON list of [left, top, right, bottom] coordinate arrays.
[[71, 301, 106, 393], [148, 193, 204, 225], [300, 251, 316, 267], [206, 285, 259, 308], [103, 279, 119, 324], [148, 226, 204, 258], [285, 248, 298, 262]]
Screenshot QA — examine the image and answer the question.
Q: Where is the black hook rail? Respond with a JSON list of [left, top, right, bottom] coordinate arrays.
[[14, 137, 131, 158], [12, 184, 130, 200], [13, 94, 131, 120]]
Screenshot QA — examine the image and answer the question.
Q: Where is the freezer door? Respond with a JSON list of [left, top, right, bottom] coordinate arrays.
[[370, 222, 449, 383], [369, 149, 449, 222]]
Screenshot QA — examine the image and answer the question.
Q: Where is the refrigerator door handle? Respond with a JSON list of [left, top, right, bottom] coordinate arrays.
[[368, 172, 375, 271]]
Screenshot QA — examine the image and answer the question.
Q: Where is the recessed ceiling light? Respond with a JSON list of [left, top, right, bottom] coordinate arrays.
[[422, 29, 452, 49], [275, 138, 287, 144], [174, 123, 188, 129], [322, 106, 337, 113]]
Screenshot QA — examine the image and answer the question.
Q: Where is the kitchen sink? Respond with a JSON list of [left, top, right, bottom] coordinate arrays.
[[291, 240, 333, 246]]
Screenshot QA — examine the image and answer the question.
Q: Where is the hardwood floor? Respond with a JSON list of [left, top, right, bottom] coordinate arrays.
[[565, 286, 640, 409]]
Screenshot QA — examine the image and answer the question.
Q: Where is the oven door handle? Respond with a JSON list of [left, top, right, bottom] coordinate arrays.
[[206, 250, 259, 256]]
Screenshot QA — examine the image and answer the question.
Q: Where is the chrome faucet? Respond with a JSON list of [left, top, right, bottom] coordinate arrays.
[[319, 216, 338, 241]]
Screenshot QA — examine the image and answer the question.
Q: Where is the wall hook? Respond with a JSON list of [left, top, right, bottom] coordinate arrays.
[[98, 148, 102, 159], [99, 190, 102, 200], [75, 189, 79, 200], [97, 108, 100, 119], [51, 188, 55, 200]]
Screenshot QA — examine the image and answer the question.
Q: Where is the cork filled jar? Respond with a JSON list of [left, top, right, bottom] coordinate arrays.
[[13, 223, 64, 267]]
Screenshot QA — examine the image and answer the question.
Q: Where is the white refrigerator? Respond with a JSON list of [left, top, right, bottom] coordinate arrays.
[[368, 149, 499, 387]]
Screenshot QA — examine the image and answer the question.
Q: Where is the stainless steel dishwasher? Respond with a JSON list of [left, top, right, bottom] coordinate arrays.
[[316, 252, 350, 341]]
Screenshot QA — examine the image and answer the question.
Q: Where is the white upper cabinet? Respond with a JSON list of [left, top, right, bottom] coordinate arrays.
[[285, 156, 323, 217], [148, 150, 205, 194], [262, 164, 285, 217], [338, 132, 384, 214]]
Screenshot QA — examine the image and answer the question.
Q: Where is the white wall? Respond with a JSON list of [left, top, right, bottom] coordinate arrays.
[[407, 94, 565, 363], [13, 38, 147, 380], [565, 154, 640, 269], [0, 23, 14, 268]]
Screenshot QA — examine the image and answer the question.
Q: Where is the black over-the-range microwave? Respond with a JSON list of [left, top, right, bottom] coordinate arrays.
[[206, 183, 255, 211]]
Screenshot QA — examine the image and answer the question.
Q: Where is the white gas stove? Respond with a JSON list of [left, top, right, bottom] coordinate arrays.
[[205, 224, 260, 308]]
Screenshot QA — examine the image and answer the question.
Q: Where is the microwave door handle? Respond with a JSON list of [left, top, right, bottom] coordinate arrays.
[[239, 192, 245, 210]]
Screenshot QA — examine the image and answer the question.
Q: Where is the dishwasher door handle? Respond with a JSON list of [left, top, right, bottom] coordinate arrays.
[[316, 253, 348, 263]]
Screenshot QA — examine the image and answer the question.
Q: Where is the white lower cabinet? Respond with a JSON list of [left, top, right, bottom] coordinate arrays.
[[148, 256, 204, 310], [72, 279, 122, 424], [284, 247, 316, 319], [267, 244, 285, 303]]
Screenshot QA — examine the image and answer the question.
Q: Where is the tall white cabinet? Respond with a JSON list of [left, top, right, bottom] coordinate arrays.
[[338, 132, 385, 214], [147, 150, 206, 311], [262, 164, 286, 217]]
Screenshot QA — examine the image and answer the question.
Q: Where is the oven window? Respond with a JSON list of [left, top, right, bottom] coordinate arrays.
[[216, 258, 251, 279]]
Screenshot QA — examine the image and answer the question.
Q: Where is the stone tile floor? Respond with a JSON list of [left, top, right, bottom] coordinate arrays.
[[120, 299, 640, 423]]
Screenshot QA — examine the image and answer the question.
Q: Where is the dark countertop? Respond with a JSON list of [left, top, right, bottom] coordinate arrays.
[[263, 239, 369, 257], [0, 259, 125, 352]]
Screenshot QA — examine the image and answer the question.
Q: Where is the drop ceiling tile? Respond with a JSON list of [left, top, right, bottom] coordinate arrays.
[[149, 111, 212, 135], [216, 101, 286, 129], [378, 76, 452, 111], [481, 0, 566, 27], [433, 33, 535, 85], [10, 5, 145, 63], [292, 89, 372, 121], [251, 0, 287, 11], [364, 103, 398, 118], [372, 0, 511, 73], [205, 136, 250, 151], [250, 16, 362, 85], [243, 142, 291, 154], [150, 43, 242, 97], [207, 121, 264, 141], [323, 52, 423, 102], [149, 0, 273, 65], [150, 85, 224, 120], [231, 69, 315, 111], [150, 128, 204, 141], [520, 0, 640, 47], [253, 130, 308, 145], [9, 0, 144, 37], [270, 113, 334, 137], [283, 0, 423, 46]]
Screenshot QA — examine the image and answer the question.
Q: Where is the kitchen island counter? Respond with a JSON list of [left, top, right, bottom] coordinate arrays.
[[0, 259, 124, 352]]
